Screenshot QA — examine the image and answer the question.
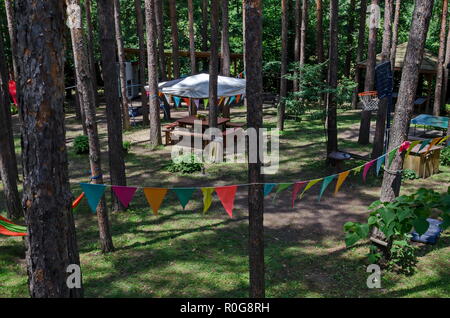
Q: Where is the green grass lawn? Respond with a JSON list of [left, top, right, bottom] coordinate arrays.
[[1, 107, 449, 297]]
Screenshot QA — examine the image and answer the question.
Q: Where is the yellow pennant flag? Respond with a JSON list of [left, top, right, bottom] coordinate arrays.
[[335, 170, 350, 195], [201, 187, 214, 214], [300, 178, 322, 198], [353, 165, 363, 175], [437, 135, 448, 145], [143, 188, 168, 215], [404, 140, 421, 160]]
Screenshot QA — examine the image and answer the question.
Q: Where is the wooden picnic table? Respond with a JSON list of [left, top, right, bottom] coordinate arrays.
[[176, 116, 230, 131]]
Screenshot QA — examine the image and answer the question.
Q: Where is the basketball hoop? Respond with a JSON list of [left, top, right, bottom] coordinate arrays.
[[358, 91, 379, 111]]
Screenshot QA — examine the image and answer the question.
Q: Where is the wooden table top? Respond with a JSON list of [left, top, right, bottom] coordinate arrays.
[[176, 116, 230, 127]]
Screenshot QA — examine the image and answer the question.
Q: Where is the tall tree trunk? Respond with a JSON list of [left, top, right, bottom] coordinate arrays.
[[358, 0, 378, 145], [209, 0, 219, 128], [315, 0, 324, 64], [169, 0, 180, 79], [97, 0, 127, 212], [154, 0, 167, 81], [443, 5, 450, 106], [390, 0, 401, 72], [299, 0, 308, 68], [352, 0, 368, 108], [188, 0, 197, 75], [67, 0, 114, 253], [84, 0, 99, 108], [4, 0, 18, 81], [201, 0, 209, 52], [145, 0, 162, 148], [221, 0, 231, 77], [135, 0, 150, 126], [380, 0, 434, 202], [113, 0, 131, 131], [327, 0, 339, 157], [293, 0, 301, 92], [372, 0, 393, 158], [344, 0, 356, 77], [277, 0, 288, 131], [16, 0, 83, 297], [0, 30, 22, 220], [245, 0, 265, 298], [433, 0, 448, 116]]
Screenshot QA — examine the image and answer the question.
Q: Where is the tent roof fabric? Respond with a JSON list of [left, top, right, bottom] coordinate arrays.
[[148, 73, 246, 99], [357, 42, 438, 74]]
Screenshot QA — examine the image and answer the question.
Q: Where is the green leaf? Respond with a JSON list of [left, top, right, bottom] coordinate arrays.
[[413, 217, 430, 236], [381, 208, 396, 225], [345, 233, 361, 247], [356, 223, 370, 238], [368, 216, 378, 225], [398, 208, 413, 222], [441, 214, 450, 230]]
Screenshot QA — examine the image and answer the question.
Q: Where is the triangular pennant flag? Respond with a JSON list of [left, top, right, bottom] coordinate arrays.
[[203, 98, 209, 108], [72, 192, 85, 211], [193, 99, 200, 109], [219, 96, 225, 105], [165, 94, 172, 104], [236, 95, 242, 103], [143, 188, 168, 215], [418, 139, 431, 152], [173, 96, 181, 107], [223, 97, 230, 106], [215, 186, 237, 218], [201, 188, 215, 214], [229, 95, 236, 105], [376, 155, 386, 176], [353, 165, 363, 175], [79, 183, 106, 213], [112, 185, 138, 208], [363, 160, 376, 183], [291, 181, 307, 207], [263, 183, 276, 197], [405, 140, 421, 160], [300, 179, 322, 198], [426, 137, 442, 152], [388, 148, 397, 168], [183, 97, 190, 106], [334, 170, 350, 195], [276, 183, 292, 194], [437, 135, 449, 145], [173, 188, 195, 209], [318, 175, 336, 201]]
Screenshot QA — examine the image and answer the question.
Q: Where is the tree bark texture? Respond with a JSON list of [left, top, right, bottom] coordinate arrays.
[[293, 0, 301, 92], [16, 0, 83, 297], [169, 0, 180, 79], [84, 0, 99, 108], [154, 0, 167, 81], [209, 0, 219, 128], [352, 0, 368, 108], [277, 0, 288, 131], [433, 0, 448, 116], [188, 0, 197, 75], [344, 0, 356, 77], [221, 0, 231, 77]]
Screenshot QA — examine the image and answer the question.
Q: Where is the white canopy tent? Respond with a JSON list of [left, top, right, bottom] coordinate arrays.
[[145, 73, 246, 99]]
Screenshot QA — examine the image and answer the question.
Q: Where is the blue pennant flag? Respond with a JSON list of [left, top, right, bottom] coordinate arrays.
[[318, 175, 337, 201], [79, 183, 106, 213], [228, 96, 236, 105], [263, 184, 276, 197], [173, 96, 181, 107], [172, 188, 196, 209], [376, 155, 386, 176], [418, 139, 431, 152]]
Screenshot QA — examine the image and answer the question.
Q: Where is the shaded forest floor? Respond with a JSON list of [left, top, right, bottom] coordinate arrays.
[[1, 102, 449, 297]]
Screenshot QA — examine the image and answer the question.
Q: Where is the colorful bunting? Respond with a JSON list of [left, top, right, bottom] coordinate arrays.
[[229, 96, 236, 105], [376, 155, 386, 176], [334, 171, 350, 195], [263, 183, 276, 197], [79, 183, 106, 213], [193, 99, 200, 109], [291, 182, 307, 207], [173, 96, 181, 107], [399, 141, 411, 153], [426, 137, 442, 152], [201, 187, 215, 214], [143, 188, 168, 215], [418, 139, 431, 152], [353, 166, 362, 175], [318, 175, 336, 201], [112, 186, 138, 208], [72, 192, 85, 210], [301, 179, 322, 198], [405, 140, 421, 160], [183, 97, 190, 106], [165, 94, 172, 105], [387, 148, 397, 168], [173, 188, 196, 210], [437, 136, 449, 145], [203, 98, 209, 108], [362, 160, 376, 183], [236, 95, 242, 103], [215, 186, 237, 218]]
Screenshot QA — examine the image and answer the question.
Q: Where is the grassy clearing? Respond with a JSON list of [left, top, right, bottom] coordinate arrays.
[[0, 106, 449, 297]]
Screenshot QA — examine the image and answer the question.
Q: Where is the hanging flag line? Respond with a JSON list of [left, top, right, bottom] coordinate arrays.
[[76, 137, 448, 217], [161, 93, 244, 108]]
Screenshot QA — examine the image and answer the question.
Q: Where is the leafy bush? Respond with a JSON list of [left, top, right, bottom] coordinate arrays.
[[123, 141, 132, 154], [402, 169, 419, 180], [73, 135, 89, 154], [441, 146, 450, 166], [344, 187, 450, 274], [166, 153, 204, 174]]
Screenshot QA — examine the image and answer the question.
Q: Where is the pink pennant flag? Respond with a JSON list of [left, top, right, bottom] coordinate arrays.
[[362, 159, 376, 183], [291, 182, 307, 208], [215, 185, 238, 218], [112, 185, 138, 208]]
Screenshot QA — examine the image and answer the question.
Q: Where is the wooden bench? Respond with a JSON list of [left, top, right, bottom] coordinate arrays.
[[261, 93, 279, 108], [225, 122, 246, 129], [327, 151, 352, 171], [162, 122, 179, 145]]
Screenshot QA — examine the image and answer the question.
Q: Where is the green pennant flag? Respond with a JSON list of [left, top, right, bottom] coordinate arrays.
[[276, 183, 292, 194], [80, 183, 106, 213], [353, 165, 363, 175], [203, 99, 209, 108], [388, 148, 397, 168], [318, 175, 337, 201], [405, 140, 421, 160], [172, 188, 196, 209]]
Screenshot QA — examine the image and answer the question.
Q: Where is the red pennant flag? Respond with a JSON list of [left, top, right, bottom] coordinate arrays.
[[112, 186, 138, 208], [183, 97, 190, 106], [215, 186, 237, 218], [291, 182, 307, 208]]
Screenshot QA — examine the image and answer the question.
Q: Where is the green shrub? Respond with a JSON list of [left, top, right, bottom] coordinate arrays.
[[441, 146, 450, 166], [402, 169, 419, 181], [123, 141, 132, 154], [166, 153, 204, 174], [73, 135, 89, 154], [344, 187, 450, 275]]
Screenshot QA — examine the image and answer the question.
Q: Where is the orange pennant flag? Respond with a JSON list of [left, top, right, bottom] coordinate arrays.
[[334, 170, 350, 195], [426, 137, 442, 152], [143, 188, 168, 215], [236, 95, 241, 103]]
